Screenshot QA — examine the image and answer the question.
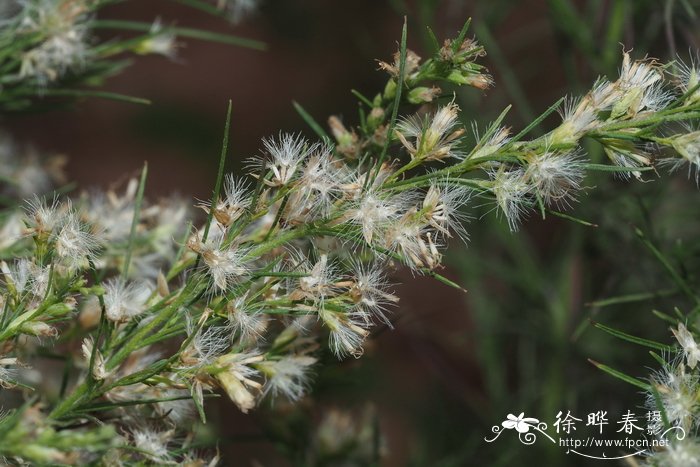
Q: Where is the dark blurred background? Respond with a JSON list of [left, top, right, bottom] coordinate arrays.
[[6, 1, 700, 465]]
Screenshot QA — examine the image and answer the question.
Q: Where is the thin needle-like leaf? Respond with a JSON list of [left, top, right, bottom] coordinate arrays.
[[122, 163, 148, 279]]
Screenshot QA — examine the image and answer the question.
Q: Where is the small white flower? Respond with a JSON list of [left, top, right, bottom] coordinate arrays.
[[468, 125, 510, 160], [673, 323, 700, 369], [19, 0, 91, 84], [550, 96, 600, 145], [422, 182, 471, 243], [81, 337, 110, 380], [227, 294, 268, 343], [180, 315, 230, 369], [55, 213, 99, 269], [289, 254, 337, 305], [647, 362, 698, 432], [24, 195, 67, 234], [131, 428, 175, 464], [0, 212, 25, 250], [664, 130, 700, 181], [645, 438, 700, 467], [259, 355, 317, 401], [214, 352, 264, 413], [83, 184, 135, 243], [251, 133, 310, 187], [611, 52, 669, 119], [155, 388, 195, 424], [202, 173, 251, 228], [103, 278, 153, 323], [1, 259, 32, 295], [675, 55, 700, 105], [589, 78, 621, 113], [0, 357, 18, 388], [187, 231, 251, 291], [524, 149, 584, 207], [602, 140, 651, 180], [285, 147, 345, 221], [348, 261, 399, 327], [344, 190, 410, 245], [318, 307, 370, 359], [396, 102, 465, 161], [383, 211, 442, 270], [488, 167, 532, 232], [135, 19, 178, 58]]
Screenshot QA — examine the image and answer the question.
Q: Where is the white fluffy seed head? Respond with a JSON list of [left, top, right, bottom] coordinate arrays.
[[131, 428, 175, 464], [260, 355, 317, 402], [647, 362, 699, 432], [103, 278, 152, 323], [18, 0, 91, 84], [422, 182, 471, 243], [524, 150, 584, 207], [349, 261, 398, 327], [673, 323, 700, 369], [227, 294, 268, 343], [644, 438, 700, 467], [319, 307, 370, 359], [489, 168, 532, 232], [187, 231, 251, 292], [251, 133, 311, 187], [54, 213, 99, 269], [396, 102, 465, 161]]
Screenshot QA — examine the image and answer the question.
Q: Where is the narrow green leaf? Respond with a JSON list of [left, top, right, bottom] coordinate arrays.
[[583, 163, 654, 173], [472, 105, 511, 151], [191, 383, 207, 424], [76, 394, 198, 413], [546, 209, 598, 227], [122, 163, 148, 278], [292, 101, 330, 141], [452, 18, 472, 53], [171, 0, 225, 17], [636, 227, 700, 306], [350, 90, 374, 108], [680, 0, 698, 18], [93, 20, 266, 50], [588, 288, 678, 307], [425, 26, 441, 53], [369, 17, 407, 187], [202, 100, 233, 243], [424, 270, 467, 292], [649, 351, 667, 368], [589, 359, 651, 391], [14, 88, 151, 105], [652, 309, 680, 325], [510, 97, 564, 143], [167, 27, 265, 51], [108, 359, 170, 389], [592, 321, 672, 351]]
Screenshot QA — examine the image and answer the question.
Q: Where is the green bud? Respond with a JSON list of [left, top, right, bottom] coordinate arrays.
[[45, 301, 76, 317], [383, 79, 397, 100], [407, 86, 439, 104], [20, 321, 56, 337], [79, 285, 105, 296], [611, 88, 643, 120], [367, 107, 385, 129]]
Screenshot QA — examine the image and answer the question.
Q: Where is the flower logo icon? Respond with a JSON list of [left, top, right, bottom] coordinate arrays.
[[485, 412, 555, 445], [502, 413, 540, 433]]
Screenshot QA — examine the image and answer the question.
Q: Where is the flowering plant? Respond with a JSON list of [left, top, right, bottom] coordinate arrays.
[[2, 2, 700, 465]]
